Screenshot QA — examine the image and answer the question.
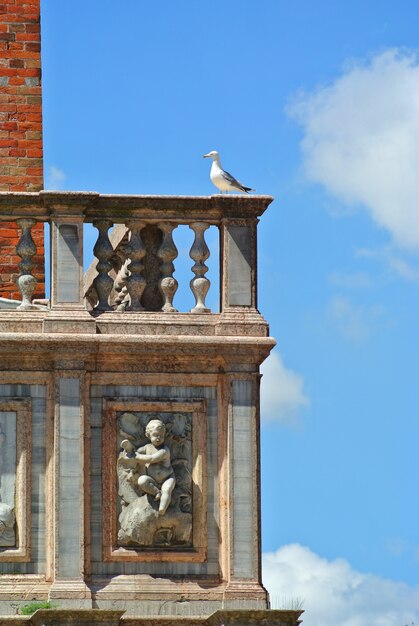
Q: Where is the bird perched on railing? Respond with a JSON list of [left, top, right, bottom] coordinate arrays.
[[203, 150, 254, 193]]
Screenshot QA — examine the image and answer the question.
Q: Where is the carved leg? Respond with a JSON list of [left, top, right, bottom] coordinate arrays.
[[159, 476, 176, 516], [138, 475, 160, 498]]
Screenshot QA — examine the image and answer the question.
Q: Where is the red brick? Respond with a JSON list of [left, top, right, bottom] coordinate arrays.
[[25, 23, 40, 33], [0, 138, 17, 147], [0, 228, 21, 238], [0, 32, 15, 41], [8, 76, 24, 85], [24, 112, 41, 121], [9, 166, 25, 175], [9, 58, 24, 67], [26, 166, 42, 175], [0, 255, 13, 264], [0, 67, 19, 76], [25, 130, 41, 139], [7, 41, 24, 50], [19, 67, 39, 76], [0, 176, 21, 185], [24, 41, 39, 51], [1, 120, 17, 130], [16, 31, 38, 41], [9, 148, 26, 156], [8, 23, 25, 32], [25, 148, 42, 157]]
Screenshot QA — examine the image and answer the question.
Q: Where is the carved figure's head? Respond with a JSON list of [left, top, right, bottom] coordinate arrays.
[[145, 419, 166, 446]]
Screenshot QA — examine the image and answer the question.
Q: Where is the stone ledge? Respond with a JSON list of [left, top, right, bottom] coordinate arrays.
[[0, 310, 270, 338], [0, 609, 303, 626], [0, 333, 276, 374]]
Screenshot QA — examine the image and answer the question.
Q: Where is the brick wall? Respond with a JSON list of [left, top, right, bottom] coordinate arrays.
[[0, 0, 44, 299]]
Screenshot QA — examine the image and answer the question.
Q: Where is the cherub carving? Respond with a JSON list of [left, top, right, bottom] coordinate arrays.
[[120, 419, 176, 516]]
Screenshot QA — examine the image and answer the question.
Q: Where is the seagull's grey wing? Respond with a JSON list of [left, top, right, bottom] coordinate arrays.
[[221, 169, 252, 193], [220, 168, 241, 186]]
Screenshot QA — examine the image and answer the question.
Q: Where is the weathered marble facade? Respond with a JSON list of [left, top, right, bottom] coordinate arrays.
[[0, 193, 302, 625]]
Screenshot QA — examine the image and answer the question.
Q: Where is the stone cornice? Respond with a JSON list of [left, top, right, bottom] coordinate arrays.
[[0, 191, 274, 222]]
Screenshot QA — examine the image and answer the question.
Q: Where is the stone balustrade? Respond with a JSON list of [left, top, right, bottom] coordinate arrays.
[[0, 191, 273, 333]]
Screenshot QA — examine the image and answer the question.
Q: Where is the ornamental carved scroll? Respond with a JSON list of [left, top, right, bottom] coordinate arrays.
[[103, 400, 206, 562]]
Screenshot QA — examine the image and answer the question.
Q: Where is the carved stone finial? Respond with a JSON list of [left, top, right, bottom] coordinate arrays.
[[157, 222, 178, 312], [189, 222, 211, 313]]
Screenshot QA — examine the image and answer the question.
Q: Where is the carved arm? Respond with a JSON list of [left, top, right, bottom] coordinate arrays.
[[135, 449, 168, 464]]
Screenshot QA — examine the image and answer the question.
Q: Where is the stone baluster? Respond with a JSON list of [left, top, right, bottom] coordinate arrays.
[[114, 258, 130, 311], [16, 218, 38, 310], [92, 219, 114, 311], [189, 222, 211, 313], [157, 222, 178, 312], [124, 221, 146, 311]]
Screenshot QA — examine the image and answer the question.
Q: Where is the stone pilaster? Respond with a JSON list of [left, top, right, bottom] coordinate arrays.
[[49, 374, 91, 606]]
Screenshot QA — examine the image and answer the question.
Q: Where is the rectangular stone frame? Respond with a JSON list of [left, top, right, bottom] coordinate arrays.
[[102, 399, 207, 563], [0, 399, 31, 562]]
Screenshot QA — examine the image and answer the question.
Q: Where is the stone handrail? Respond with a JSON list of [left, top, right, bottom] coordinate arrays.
[[0, 191, 273, 315]]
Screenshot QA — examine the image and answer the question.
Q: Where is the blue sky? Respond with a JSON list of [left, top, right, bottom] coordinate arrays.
[[41, 2, 419, 624]]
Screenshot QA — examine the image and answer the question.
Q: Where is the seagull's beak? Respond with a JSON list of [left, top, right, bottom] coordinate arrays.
[[203, 153, 210, 158]]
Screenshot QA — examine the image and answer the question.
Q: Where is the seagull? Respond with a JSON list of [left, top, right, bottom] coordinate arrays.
[[203, 150, 254, 193]]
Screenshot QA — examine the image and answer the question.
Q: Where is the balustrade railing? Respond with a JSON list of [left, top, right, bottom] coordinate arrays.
[[0, 192, 273, 318]]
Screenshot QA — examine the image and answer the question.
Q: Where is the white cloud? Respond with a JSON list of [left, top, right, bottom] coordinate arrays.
[[45, 165, 66, 190], [387, 255, 419, 283], [288, 49, 419, 250], [260, 351, 309, 427], [327, 295, 383, 341], [263, 544, 419, 626], [356, 246, 419, 283], [329, 270, 371, 289]]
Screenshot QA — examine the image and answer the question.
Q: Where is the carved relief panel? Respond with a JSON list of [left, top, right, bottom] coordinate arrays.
[[102, 400, 206, 562], [0, 399, 31, 561]]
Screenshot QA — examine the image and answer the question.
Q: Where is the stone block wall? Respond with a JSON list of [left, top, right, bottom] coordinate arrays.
[[0, 0, 44, 299]]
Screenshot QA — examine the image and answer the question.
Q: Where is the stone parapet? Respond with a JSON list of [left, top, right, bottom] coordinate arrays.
[[0, 191, 273, 319]]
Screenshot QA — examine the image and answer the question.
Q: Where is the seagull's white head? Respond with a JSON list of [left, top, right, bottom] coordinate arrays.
[[203, 150, 220, 162]]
